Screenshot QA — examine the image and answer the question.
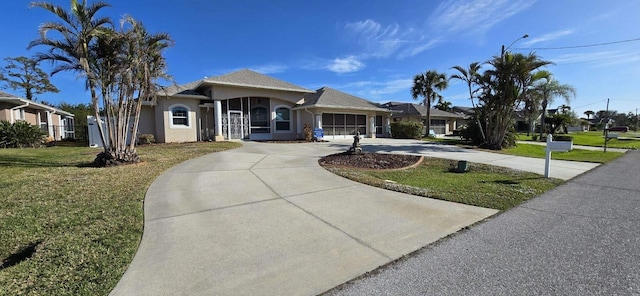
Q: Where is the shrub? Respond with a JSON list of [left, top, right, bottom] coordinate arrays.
[[553, 135, 573, 142], [390, 121, 424, 139], [0, 120, 46, 148], [137, 133, 155, 145]]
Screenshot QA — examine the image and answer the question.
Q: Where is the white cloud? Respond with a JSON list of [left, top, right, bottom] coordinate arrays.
[[344, 19, 406, 58], [521, 29, 575, 46], [398, 38, 441, 59], [326, 56, 365, 73], [430, 0, 536, 35], [249, 64, 287, 74]]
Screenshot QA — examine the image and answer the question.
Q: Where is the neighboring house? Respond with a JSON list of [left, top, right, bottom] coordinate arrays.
[[382, 102, 463, 135], [0, 90, 75, 140], [451, 106, 474, 127], [138, 69, 393, 142]]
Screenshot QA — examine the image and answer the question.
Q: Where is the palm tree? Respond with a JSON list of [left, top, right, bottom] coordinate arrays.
[[28, 0, 112, 149], [450, 62, 485, 142], [532, 76, 576, 139], [411, 70, 448, 135], [584, 110, 594, 120], [480, 52, 552, 149], [119, 16, 174, 153]]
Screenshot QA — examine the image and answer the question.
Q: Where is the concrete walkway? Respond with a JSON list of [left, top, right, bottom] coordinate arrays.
[[110, 139, 599, 296], [326, 150, 640, 295]]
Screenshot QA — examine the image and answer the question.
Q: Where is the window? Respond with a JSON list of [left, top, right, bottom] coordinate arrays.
[[275, 107, 290, 131], [170, 105, 189, 127], [13, 109, 25, 121]]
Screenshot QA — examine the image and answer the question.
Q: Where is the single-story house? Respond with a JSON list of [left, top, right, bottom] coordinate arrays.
[[0, 90, 75, 140], [382, 102, 463, 135], [138, 69, 393, 142]]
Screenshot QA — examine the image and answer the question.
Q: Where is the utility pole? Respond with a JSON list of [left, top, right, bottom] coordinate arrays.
[[604, 98, 609, 152], [635, 108, 638, 132]]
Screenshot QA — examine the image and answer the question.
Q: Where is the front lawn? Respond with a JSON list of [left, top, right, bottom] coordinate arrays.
[[502, 143, 624, 163], [0, 142, 241, 295], [519, 131, 640, 149], [324, 158, 564, 211]]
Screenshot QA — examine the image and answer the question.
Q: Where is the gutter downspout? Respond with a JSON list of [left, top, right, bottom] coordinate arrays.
[[10, 102, 30, 123], [304, 108, 316, 131]]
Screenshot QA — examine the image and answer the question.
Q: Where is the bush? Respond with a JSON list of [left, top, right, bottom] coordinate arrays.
[[0, 120, 46, 148], [390, 121, 424, 139], [553, 135, 573, 142], [137, 133, 155, 145]]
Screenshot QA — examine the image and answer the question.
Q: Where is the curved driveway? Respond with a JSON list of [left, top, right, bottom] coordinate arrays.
[[110, 139, 598, 296]]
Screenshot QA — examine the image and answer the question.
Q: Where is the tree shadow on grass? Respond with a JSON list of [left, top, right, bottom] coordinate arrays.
[[491, 176, 546, 185], [0, 240, 42, 271], [0, 155, 95, 168]]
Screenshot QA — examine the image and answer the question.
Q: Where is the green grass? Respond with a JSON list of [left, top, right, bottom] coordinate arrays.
[[503, 143, 624, 163], [519, 131, 640, 149], [0, 142, 241, 296], [325, 158, 564, 211]]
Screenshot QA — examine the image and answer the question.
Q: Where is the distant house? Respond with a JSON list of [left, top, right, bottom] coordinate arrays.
[[0, 90, 75, 140], [382, 102, 463, 135], [137, 69, 393, 142]]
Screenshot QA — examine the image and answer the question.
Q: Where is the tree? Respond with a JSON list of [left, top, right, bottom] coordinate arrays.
[[558, 104, 571, 114], [29, 0, 173, 165], [450, 62, 486, 142], [0, 56, 59, 101], [477, 52, 552, 149], [411, 70, 448, 135], [584, 110, 594, 119], [435, 100, 452, 111], [531, 76, 576, 139], [29, 0, 112, 158]]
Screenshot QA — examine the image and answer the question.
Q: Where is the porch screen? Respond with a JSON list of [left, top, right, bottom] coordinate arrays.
[[321, 113, 366, 136]]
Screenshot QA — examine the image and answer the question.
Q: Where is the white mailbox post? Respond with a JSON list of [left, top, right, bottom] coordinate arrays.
[[545, 134, 573, 178]]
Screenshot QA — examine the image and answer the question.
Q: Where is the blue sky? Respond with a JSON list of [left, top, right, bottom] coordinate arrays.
[[1, 0, 639, 116]]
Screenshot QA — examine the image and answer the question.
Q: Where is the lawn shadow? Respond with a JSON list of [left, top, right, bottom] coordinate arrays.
[[0, 240, 42, 271], [491, 176, 546, 185], [0, 155, 94, 168]]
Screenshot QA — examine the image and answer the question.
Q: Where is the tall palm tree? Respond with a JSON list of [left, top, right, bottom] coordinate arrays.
[[532, 76, 576, 139], [480, 52, 552, 149], [411, 70, 448, 135], [28, 0, 112, 148], [119, 16, 173, 153], [450, 62, 485, 142], [584, 110, 594, 119]]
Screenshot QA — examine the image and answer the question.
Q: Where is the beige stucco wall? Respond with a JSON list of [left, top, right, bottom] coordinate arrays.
[[157, 97, 199, 143], [137, 106, 156, 136], [209, 85, 307, 104], [0, 106, 10, 121]]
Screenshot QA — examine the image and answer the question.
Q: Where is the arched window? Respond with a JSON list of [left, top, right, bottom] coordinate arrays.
[[170, 105, 189, 127], [274, 106, 291, 131]]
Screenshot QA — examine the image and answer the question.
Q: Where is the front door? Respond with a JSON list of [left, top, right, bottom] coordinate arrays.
[[228, 111, 244, 139]]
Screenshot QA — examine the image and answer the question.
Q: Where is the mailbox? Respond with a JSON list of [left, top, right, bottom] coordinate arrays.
[[547, 141, 572, 152]]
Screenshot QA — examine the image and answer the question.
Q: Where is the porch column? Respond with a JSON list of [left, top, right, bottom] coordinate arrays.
[[315, 114, 322, 129], [385, 117, 391, 137], [296, 110, 302, 135], [46, 111, 54, 138], [369, 116, 376, 138], [213, 100, 224, 141]]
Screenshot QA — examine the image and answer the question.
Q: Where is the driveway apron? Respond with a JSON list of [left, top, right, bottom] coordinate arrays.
[[110, 139, 595, 295]]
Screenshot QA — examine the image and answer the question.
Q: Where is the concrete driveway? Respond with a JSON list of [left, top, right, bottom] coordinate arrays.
[[110, 139, 598, 295]]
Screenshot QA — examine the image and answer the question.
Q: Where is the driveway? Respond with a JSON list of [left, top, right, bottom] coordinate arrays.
[[325, 151, 640, 295], [110, 139, 598, 295]]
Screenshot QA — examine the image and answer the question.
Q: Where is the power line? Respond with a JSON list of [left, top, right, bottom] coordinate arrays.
[[514, 37, 640, 50]]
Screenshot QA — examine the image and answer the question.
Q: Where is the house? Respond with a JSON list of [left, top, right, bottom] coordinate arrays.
[[0, 90, 75, 140], [382, 102, 463, 135], [138, 69, 393, 142]]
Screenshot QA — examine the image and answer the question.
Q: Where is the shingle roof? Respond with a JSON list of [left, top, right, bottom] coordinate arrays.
[[0, 94, 74, 117], [294, 87, 390, 112], [387, 103, 463, 118], [157, 80, 206, 97], [0, 90, 19, 98], [203, 69, 313, 93]]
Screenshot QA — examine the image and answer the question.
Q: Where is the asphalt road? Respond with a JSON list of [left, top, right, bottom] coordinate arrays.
[[325, 151, 640, 296]]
